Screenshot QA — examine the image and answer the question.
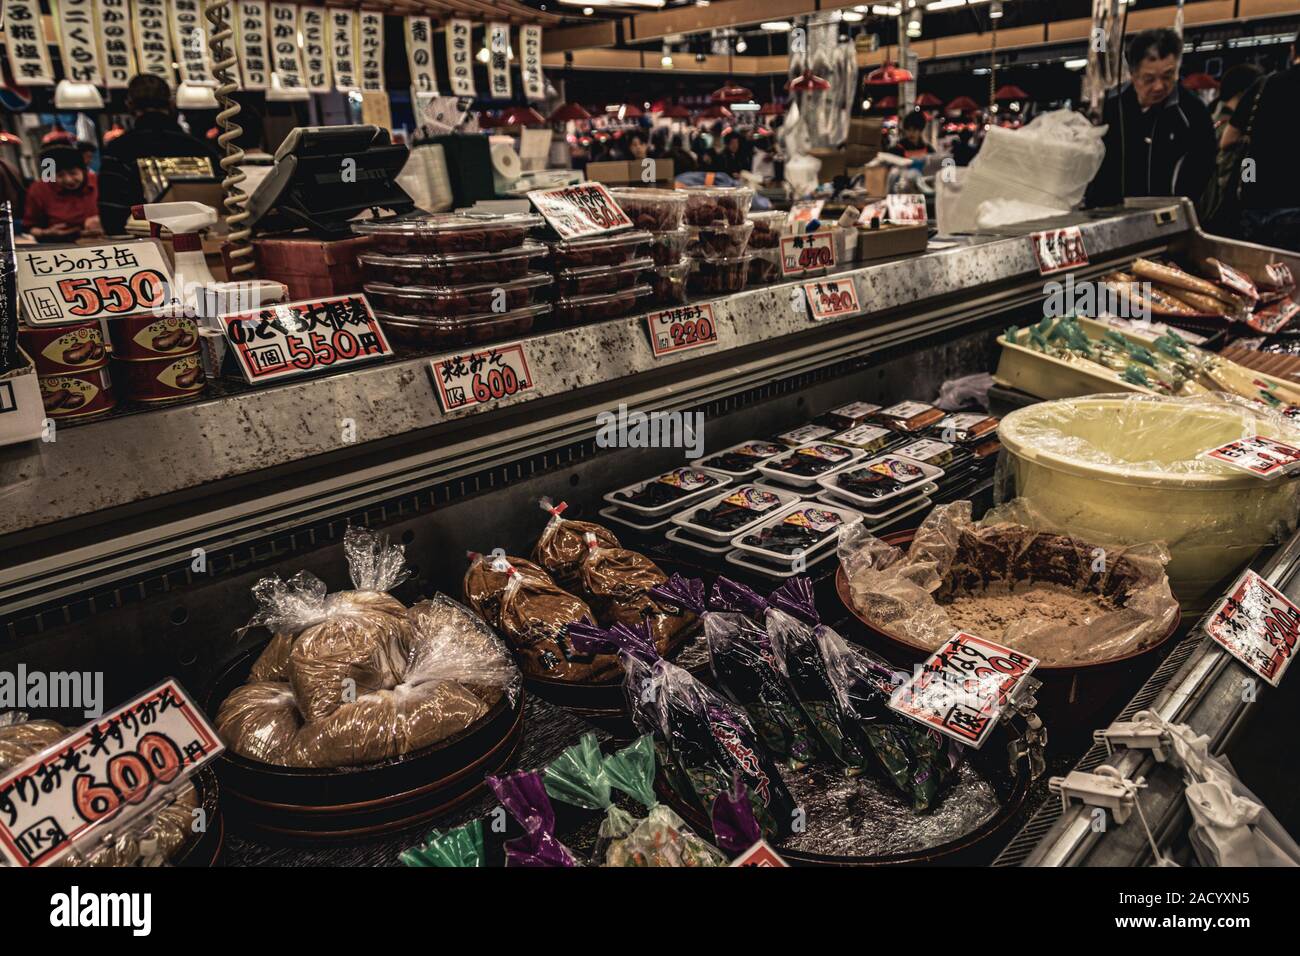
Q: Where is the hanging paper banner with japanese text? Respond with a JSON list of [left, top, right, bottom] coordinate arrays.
[[299, 5, 330, 91], [56, 0, 105, 85], [358, 10, 384, 92], [234, 0, 270, 90], [487, 22, 510, 100], [329, 7, 358, 91], [169, 0, 213, 86], [521, 24, 543, 102], [405, 15, 437, 95], [269, 2, 305, 91], [445, 18, 475, 97], [98, 0, 135, 88], [4, 0, 55, 85], [130, 0, 173, 81]]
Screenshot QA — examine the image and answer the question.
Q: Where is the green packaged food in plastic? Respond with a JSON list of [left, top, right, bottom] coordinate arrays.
[[400, 818, 486, 867]]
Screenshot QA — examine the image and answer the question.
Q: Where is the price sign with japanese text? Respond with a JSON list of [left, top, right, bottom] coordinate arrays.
[[858, 194, 926, 225], [646, 303, 718, 357], [221, 293, 392, 383], [889, 631, 1038, 748], [779, 231, 836, 276], [730, 840, 790, 867], [528, 182, 632, 240], [804, 277, 861, 321], [1247, 298, 1299, 335], [1201, 435, 1300, 479], [1031, 225, 1088, 275], [0, 680, 223, 868], [787, 199, 824, 225], [17, 241, 174, 326], [1204, 569, 1300, 687], [430, 343, 534, 413]]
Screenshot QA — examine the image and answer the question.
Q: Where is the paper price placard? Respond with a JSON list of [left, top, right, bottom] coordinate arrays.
[[430, 343, 535, 413], [804, 278, 861, 321], [646, 303, 718, 357], [1031, 226, 1088, 275], [528, 182, 632, 239], [779, 231, 836, 276], [221, 294, 392, 383], [1204, 569, 1300, 687], [889, 631, 1038, 748], [17, 241, 174, 326], [0, 680, 223, 868], [1201, 435, 1300, 479]]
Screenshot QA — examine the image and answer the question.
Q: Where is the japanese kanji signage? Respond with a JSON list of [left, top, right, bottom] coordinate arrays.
[[98, 0, 135, 88], [646, 303, 718, 358], [299, 5, 330, 91], [445, 18, 475, 97], [169, 0, 213, 86], [430, 344, 534, 413], [405, 15, 437, 95], [0, 680, 223, 868], [1031, 226, 1089, 275], [1204, 569, 1300, 687], [487, 21, 510, 99], [358, 10, 384, 92], [269, 1, 305, 91], [521, 24, 543, 101], [131, 0, 173, 81], [220, 293, 393, 384], [56, 0, 105, 85], [330, 8, 357, 90], [527, 182, 632, 239], [16, 240, 174, 326], [4, 0, 55, 85], [235, 0, 270, 90], [1201, 435, 1300, 479]]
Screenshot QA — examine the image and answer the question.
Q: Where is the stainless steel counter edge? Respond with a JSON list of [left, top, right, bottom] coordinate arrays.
[[0, 205, 1181, 536]]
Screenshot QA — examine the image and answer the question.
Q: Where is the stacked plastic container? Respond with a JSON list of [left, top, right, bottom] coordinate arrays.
[[352, 212, 553, 349], [607, 187, 688, 307], [679, 185, 755, 297], [542, 226, 654, 324], [746, 210, 787, 286]]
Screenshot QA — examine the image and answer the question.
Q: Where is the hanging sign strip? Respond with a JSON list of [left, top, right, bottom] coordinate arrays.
[[329, 7, 358, 91], [4, 0, 56, 85], [521, 24, 543, 102], [445, 18, 476, 97], [56, 0, 105, 85], [487, 21, 511, 100], [358, 10, 385, 92], [405, 15, 438, 95], [99, 0, 135, 89], [130, 0, 174, 82], [299, 5, 330, 91], [170, 0, 213, 86], [234, 0, 270, 91]]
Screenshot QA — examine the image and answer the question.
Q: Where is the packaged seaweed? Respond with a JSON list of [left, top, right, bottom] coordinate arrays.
[[652, 574, 820, 768], [542, 732, 638, 864], [487, 770, 580, 867], [709, 773, 764, 857], [400, 819, 487, 867]]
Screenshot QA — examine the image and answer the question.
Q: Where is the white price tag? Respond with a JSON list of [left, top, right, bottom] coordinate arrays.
[[1204, 569, 1300, 687], [1201, 435, 1300, 479], [430, 343, 535, 412], [17, 241, 174, 326], [0, 680, 223, 868], [1031, 226, 1088, 275], [888, 631, 1038, 748], [221, 293, 392, 383], [646, 303, 718, 357], [528, 182, 633, 239], [787, 199, 824, 225], [779, 231, 836, 276], [804, 278, 860, 321]]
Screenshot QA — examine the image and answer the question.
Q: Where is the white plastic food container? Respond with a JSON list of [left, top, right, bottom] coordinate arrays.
[[670, 483, 802, 542]]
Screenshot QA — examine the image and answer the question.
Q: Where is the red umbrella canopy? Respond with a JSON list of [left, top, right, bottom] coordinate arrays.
[[502, 106, 547, 127], [786, 69, 831, 93], [915, 92, 943, 108], [699, 103, 734, 119], [874, 94, 898, 109], [865, 62, 914, 85], [549, 102, 591, 123], [994, 84, 1029, 100], [619, 102, 644, 118], [946, 95, 980, 113], [711, 82, 754, 103], [759, 101, 785, 116], [1182, 72, 1219, 91], [658, 102, 692, 118]]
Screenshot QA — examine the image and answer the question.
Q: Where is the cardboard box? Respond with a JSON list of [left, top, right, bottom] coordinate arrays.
[[584, 158, 674, 186], [251, 234, 374, 300], [810, 149, 847, 183], [848, 118, 884, 148], [862, 165, 890, 197], [0, 349, 49, 446], [855, 223, 929, 261]]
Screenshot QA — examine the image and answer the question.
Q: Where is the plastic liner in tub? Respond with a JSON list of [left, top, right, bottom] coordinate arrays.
[[996, 392, 1300, 610]]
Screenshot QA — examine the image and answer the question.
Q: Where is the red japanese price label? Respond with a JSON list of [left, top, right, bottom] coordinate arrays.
[[1247, 299, 1299, 335], [1201, 435, 1300, 479], [16, 240, 174, 326], [0, 680, 223, 868], [858, 194, 927, 225], [787, 199, 824, 224], [646, 303, 718, 357], [730, 839, 790, 867], [1204, 569, 1300, 687], [430, 342, 534, 413], [221, 293, 392, 383], [888, 631, 1039, 748], [779, 231, 836, 276], [804, 278, 861, 321], [527, 181, 633, 239], [1030, 226, 1088, 275]]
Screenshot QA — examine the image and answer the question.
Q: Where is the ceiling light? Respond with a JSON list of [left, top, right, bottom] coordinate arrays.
[[476, 47, 490, 63], [906, 9, 922, 36], [861, 98, 872, 109], [989, 0, 1003, 18], [661, 54, 673, 66], [583, 5, 593, 13], [925, 0, 965, 9], [735, 38, 747, 52], [760, 20, 793, 31], [870, 4, 900, 15], [841, 10, 864, 20], [1064, 57, 1087, 70], [53, 80, 104, 110], [853, 3, 869, 9]]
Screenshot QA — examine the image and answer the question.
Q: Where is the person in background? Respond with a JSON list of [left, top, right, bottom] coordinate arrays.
[[1084, 28, 1217, 207], [626, 130, 651, 162], [1221, 30, 1300, 251], [76, 139, 98, 173], [97, 73, 220, 235], [716, 131, 749, 177], [665, 133, 697, 174], [1212, 64, 1264, 131], [24, 144, 101, 240], [887, 111, 933, 158], [950, 127, 979, 166]]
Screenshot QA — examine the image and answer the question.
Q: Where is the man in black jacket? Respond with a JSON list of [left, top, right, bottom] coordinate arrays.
[[97, 74, 221, 235], [1085, 28, 1217, 208]]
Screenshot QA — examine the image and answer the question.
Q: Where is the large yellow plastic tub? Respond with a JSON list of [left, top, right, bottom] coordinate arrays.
[[998, 393, 1300, 610]]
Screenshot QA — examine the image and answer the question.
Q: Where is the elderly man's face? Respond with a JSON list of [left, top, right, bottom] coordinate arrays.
[[1133, 53, 1179, 108]]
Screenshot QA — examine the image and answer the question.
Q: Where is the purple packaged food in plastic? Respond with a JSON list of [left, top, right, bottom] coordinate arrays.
[[710, 773, 764, 857], [487, 770, 579, 867]]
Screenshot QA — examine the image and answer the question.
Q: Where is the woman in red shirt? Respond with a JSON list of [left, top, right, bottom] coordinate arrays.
[[24, 145, 102, 241]]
